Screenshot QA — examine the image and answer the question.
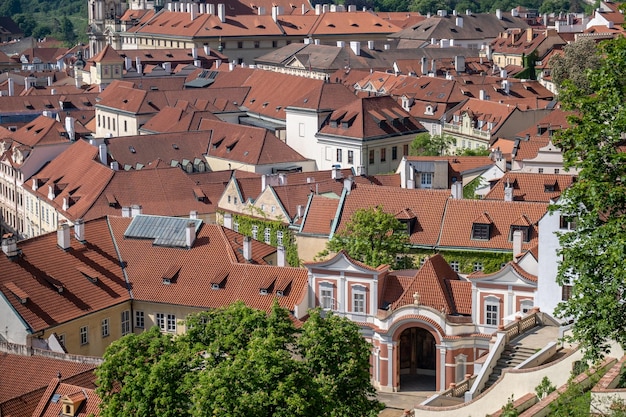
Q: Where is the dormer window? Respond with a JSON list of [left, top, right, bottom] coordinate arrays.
[[211, 283, 220, 290], [260, 288, 268, 295], [509, 225, 531, 242], [471, 223, 490, 240], [276, 290, 284, 297]]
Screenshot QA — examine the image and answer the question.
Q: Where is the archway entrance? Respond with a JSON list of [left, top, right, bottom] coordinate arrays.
[[398, 327, 436, 391]]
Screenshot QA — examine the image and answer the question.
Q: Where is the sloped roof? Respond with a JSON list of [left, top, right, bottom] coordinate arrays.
[[300, 195, 340, 235], [1, 115, 72, 147], [272, 179, 343, 220], [483, 172, 575, 202], [108, 216, 308, 312], [90, 44, 122, 63], [0, 217, 129, 333], [337, 184, 450, 246], [32, 381, 101, 417], [318, 95, 425, 139], [439, 199, 548, 251]]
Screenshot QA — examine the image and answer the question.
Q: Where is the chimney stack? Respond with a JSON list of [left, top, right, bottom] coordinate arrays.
[[65, 116, 75, 141], [223, 212, 232, 229], [190, 210, 198, 219], [350, 41, 361, 56], [74, 219, 85, 242], [451, 181, 463, 199], [98, 143, 108, 165], [7, 78, 14, 97], [504, 179, 513, 201], [243, 236, 252, 261], [131, 205, 142, 217], [185, 222, 196, 248], [122, 206, 131, 217], [218, 3, 226, 22], [2, 235, 19, 259], [277, 245, 286, 267], [343, 176, 353, 194], [512, 229, 522, 261], [57, 224, 71, 250]]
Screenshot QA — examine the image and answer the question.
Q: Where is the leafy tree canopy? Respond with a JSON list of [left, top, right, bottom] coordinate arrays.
[[321, 205, 410, 268], [549, 38, 602, 94], [410, 133, 455, 156], [552, 36, 626, 362], [96, 301, 384, 417]]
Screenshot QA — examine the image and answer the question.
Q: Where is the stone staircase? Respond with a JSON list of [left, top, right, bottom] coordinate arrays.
[[483, 345, 537, 391]]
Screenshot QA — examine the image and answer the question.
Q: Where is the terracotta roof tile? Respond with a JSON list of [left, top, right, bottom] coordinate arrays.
[[0, 218, 129, 333], [484, 172, 574, 202], [448, 280, 472, 315], [300, 195, 339, 235], [33, 381, 101, 417]]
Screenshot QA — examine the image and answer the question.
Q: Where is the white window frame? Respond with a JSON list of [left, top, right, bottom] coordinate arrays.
[[264, 227, 271, 244], [421, 172, 433, 188], [450, 260, 460, 272], [520, 299, 533, 314], [80, 326, 89, 345], [101, 318, 109, 337], [135, 310, 145, 328], [121, 310, 131, 335], [277, 230, 283, 246], [485, 296, 500, 326], [167, 314, 176, 332], [319, 282, 335, 310], [252, 225, 258, 240], [352, 285, 366, 314], [156, 313, 166, 331]]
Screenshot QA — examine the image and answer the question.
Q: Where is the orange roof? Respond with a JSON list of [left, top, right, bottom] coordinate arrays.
[[90, 44, 122, 63], [483, 172, 575, 202], [33, 381, 101, 417], [438, 199, 548, 251], [0, 218, 129, 333], [300, 195, 340, 235], [3, 115, 73, 147]]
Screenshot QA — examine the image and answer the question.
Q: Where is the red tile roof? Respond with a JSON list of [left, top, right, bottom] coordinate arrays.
[[33, 381, 101, 417], [2, 115, 73, 147], [438, 199, 548, 251], [300, 195, 340, 235], [0, 218, 129, 333], [108, 217, 308, 313], [483, 172, 575, 202], [337, 184, 450, 247]]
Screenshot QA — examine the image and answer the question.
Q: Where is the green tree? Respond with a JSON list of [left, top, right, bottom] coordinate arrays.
[[96, 302, 383, 417], [552, 36, 626, 362], [14, 14, 36, 37], [549, 38, 601, 94], [409, 133, 455, 156], [60, 16, 76, 45], [0, 0, 22, 16], [322, 205, 410, 268]]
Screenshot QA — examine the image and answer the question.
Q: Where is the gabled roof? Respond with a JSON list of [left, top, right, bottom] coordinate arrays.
[[32, 380, 101, 417], [308, 11, 402, 36], [318, 95, 425, 139], [205, 119, 308, 165], [438, 199, 548, 251], [0, 217, 129, 333], [448, 97, 519, 134], [90, 44, 122, 63], [271, 179, 344, 221], [108, 217, 307, 312], [27, 140, 115, 220], [385, 254, 469, 315], [484, 172, 575, 202], [337, 184, 450, 246], [1, 115, 72, 147], [467, 260, 538, 284], [300, 195, 340, 235]]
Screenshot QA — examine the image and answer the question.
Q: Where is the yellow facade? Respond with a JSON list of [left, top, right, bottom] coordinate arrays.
[[40, 301, 132, 357]]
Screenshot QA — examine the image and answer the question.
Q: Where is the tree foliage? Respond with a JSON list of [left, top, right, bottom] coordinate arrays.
[[322, 205, 410, 268], [552, 37, 626, 362], [96, 302, 383, 417], [409, 133, 455, 156], [549, 38, 602, 94]]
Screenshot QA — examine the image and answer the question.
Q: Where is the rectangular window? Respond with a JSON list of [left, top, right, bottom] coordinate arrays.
[[101, 318, 109, 337], [264, 228, 271, 244], [58, 333, 65, 347], [380, 148, 386, 162], [472, 224, 490, 240], [277, 230, 283, 246], [233, 221, 239, 232], [538, 168, 544, 174], [392, 146, 398, 160], [299, 123, 305, 137], [473, 262, 483, 272], [561, 284, 573, 301], [486, 303, 498, 325], [272, 40, 277, 48], [237, 41, 243, 49], [252, 225, 258, 240], [167, 314, 176, 332], [135, 310, 145, 328], [353, 292, 365, 313], [121, 310, 130, 335], [321, 288, 334, 310], [421, 172, 433, 187], [403, 144, 409, 156], [450, 261, 460, 272], [80, 326, 89, 345], [348, 150, 354, 164], [554, 168, 560, 174], [156, 313, 166, 331], [336, 148, 342, 162], [124, 120, 127, 132], [254, 41, 260, 48], [559, 215, 577, 230], [369, 150, 375, 164]]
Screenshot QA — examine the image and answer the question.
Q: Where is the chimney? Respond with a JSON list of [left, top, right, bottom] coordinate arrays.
[[218, 3, 226, 22], [208, 4, 215, 14], [368, 40, 375, 49], [277, 245, 286, 267], [271, 5, 278, 22], [526, 27, 534, 42], [297, 204, 303, 217], [57, 224, 71, 250], [65, 116, 75, 141], [137, 63, 143, 75], [223, 212, 232, 229], [1, 236, 19, 259], [496, 9, 502, 19], [421, 56, 428, 75], [131, 205, 142, 217], [204, 44, 210, 55], [62, 197, 69, 211], [48, 76, 53, 86], [215, 59, 221, 69], [243, 235, 252, 261], [322, 4, 329, 13], [8, 78, 14, 96], [167, 3, 172, 11], [512, 229, 522, 261], [124, 56, 132, 70], [110, 161, 119, 171], [451, 181, 463, 199], [190, 2, 197, 19], [163, 62, 172, 73], [74, 218, 85, 242], [302, 4, 306, 14], [454, 55, 465, 73], [98, 143, 107, 165], [431, 59, 436, 74], [331, 167, 343, 180], [314, 39, 320, 45], [500, 68, 508, 79], [384, 43, 390, 50], [337, 40, 345, 48], [190, 210, 198, 219], [479, 89, 486, 100], [192, 47, 198, 59], [502, 79, 510, 95], [504, 179, 513, 201], [261, 174, 267, 191], [315, 4, 321, 14], [185, 222, 196, 248], [350, 41, 361, 56], [229, 60, 235, 71], [122, 206, 131, 217], [343, 176, 353, 194], [456, 16, 463, 27], [48, 185, 55, 200]]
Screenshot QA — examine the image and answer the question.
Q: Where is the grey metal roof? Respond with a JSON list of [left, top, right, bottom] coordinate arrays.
[[124, 214, 202, 248]]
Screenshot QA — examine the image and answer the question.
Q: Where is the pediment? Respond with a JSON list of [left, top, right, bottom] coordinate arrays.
[[308, 251, 382, 275], [286, 56, 306, 69], [471, 263, 536, 287]]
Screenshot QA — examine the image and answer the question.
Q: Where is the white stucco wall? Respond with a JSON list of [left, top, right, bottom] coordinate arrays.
[[536, 209, 564, 317], [0, 293, 30, 344]]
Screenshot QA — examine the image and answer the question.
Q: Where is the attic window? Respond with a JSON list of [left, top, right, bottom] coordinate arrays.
[[276, 290, 284, 297], [105, 193, 117, 207], [544, 183, 556, 192], [193, 187, 206, 201], [351, 23, 359, 27], [24, 101, 34, 109], [260, 289, 268, 295], [327, 23, 336, 27], [129, 146, 136, 153], [76, 265, 99, 283], [161, 265, 181, 285], [4, 282, 29, 304], [509, 225, 531, 242], [211, 283, 220, 290], [211, 270, 228, 289], [471, 223, 491, 240], [172, 144, 179, 150]]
